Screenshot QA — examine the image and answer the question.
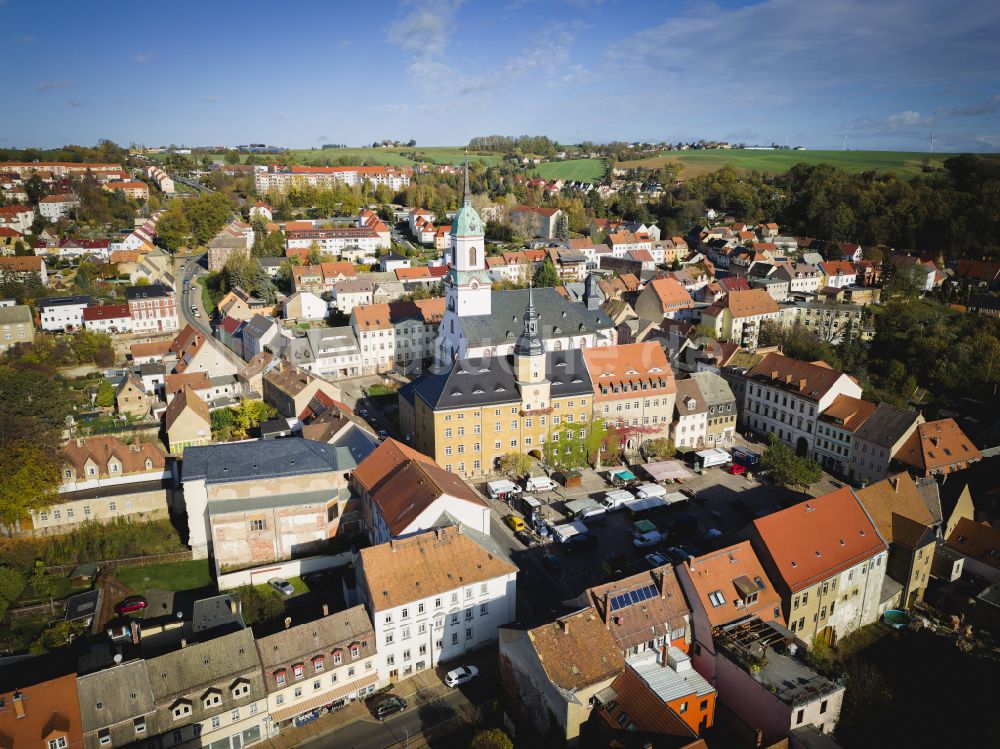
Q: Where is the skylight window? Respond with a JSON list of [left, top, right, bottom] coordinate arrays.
[[708, 590, 726, 607]]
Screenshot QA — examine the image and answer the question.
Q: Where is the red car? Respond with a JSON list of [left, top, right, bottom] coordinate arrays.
[[115, 595, 148, 615], [727, 463, 747, 475]]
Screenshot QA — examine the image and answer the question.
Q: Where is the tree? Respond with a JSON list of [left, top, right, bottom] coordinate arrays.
[[0, 566, 26, 618], [0, 441, 60, 529], [532, 259, 559, 288], [760, 433, 822, 491], [95, 380, 116, 408], [231, 399, 277, 440], [497, 452, 532, 478], [156, 202, 190, 252], [29, 620, 85, 655], [234, 584, 285, 625], [555, 212, 569, 244], [224, 150, 241, 165], [470, 729, 513, 749], [30, 560, 53, 610], [24, 174, 48, 206], [644, 437, 676, 459]]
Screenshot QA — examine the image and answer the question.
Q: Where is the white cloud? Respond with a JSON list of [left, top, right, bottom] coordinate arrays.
[[387, 0, 465, 55], [887, 110, 932, 129], [134, 51, 154, 63]]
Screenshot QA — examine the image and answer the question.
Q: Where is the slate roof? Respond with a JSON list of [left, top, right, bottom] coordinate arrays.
[[0, 304, 32, 325], [853, 402, 921, 447], [182, 438, 358, 484], [254, 605, 374, 681], [457, 287, 613, 349], [125, 283, 172, 301], [588, 567, 690, 652], [145, 629, 260, 703], [77, 660, 155, 732], [689, 371, 736, 406], [413, 349, 593, 411], [525, 607, 624, 692]]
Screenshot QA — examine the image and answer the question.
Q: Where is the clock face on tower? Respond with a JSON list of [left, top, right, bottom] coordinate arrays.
[[470, 280, 479, 291]]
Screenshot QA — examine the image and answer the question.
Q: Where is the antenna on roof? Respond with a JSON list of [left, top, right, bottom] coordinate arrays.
[[462, 160, 470, 204]]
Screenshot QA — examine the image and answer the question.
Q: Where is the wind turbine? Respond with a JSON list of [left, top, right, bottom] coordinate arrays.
[[842, 135, 849, 151], [928, 133, 937, 153]]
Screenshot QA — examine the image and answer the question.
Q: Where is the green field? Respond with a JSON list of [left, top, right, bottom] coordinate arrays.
[[118, 559, 213, 594], [532, 158, 607, 181], [619, 149, 956, 178], [159, 146, 501, 168]]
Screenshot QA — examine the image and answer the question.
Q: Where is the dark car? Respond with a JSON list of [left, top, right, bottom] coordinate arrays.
[[515, 529, 539, 547], [115, 595, 148, 615], [369, 694, 407, 721], [542, 552, 561, 570], [664, 546, 688, 564], [563, 533, 598, 552]]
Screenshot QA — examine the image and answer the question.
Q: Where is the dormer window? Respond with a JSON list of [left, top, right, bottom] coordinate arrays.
[[171, 701, 192, 720], [49, 738, 68, 749], [202, 690, 222, 709], [350, 645, 360, 659], [293, 664, 304, 679], [274, 670, 286, 686], [333, 650, 343, 666], [313, 656, 324, 672], [230, 680, 250, 699]]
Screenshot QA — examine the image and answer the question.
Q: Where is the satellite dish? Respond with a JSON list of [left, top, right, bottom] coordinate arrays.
[[113, 653, 123, 664], [65, 415, 75, 427]]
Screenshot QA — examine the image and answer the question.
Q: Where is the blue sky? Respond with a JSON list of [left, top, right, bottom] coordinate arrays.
[[3, 0, 999, 151]]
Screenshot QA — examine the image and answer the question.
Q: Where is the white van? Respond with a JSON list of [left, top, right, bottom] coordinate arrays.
[[525, 475, 558, 492], [601, 489, 635, 511], [487, 480, 521, 499], [635, 483, 667, 500]]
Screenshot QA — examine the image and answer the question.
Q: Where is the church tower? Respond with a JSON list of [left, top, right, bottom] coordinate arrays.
[[515, 282, 551, 409], [436, 163, 492, 366]]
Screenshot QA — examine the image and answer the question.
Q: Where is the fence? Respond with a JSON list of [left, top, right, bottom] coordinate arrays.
[[216, 552, 353, 591], [43, 549, 193, 576]]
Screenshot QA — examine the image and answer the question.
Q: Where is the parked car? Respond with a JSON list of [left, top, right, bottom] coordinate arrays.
[[369, 694, 407, 720], [728, 463, 747, 475], [377, 429, 388, 439], [504, 514, 526, 532], [445, 665, 479, 687], [268, 578, 294, 596], [515, 529, 538, 547], [525, 476, 558, 492], [633, 531, 664, 547], [644, 551, 670, 568], [701, 528, 722, 540], [114, 595, 147, 615], [542, 552, 560, 570], [664, 547, 689, 564]]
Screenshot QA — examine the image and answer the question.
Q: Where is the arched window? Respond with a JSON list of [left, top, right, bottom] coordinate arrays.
[[468, 247, 477, 267]]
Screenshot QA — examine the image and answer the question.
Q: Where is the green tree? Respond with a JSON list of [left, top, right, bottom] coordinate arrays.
[[24, 175, 49, 206], [29, 620, 84, 655], [470, 729, 513, 749], [235, 584, 285, 625], [30, 560, 53, 609], [0, 442, 60, 529], [231, 399, 277, 440], [760, 433, 822, 491], [0, 567, 26, 618], [497, 452, 532, 478], [156, 202, 190, 252], [224, 150, 241, 165], [95, 380, 116, 408], [644, 437, 676, 459], [532, 259, 559, 288]]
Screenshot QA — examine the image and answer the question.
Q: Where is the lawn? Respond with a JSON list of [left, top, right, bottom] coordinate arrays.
[[117, 559, 214, 594], [619, 149, 957, 178], [163, 147, 502, 168], [532, 158, 607, 181]]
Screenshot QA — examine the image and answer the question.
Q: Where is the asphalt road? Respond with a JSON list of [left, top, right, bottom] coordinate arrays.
[[176, 251, 245, 370], [296, 680, 491, 749]]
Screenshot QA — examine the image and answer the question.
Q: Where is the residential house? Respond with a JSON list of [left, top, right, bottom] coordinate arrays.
[[701, 289, 780, 349], [352, 438, 490, 545], [242, 314, 283, 361], [181, 437, 369, 562], [672, 378, 708, 449], [0, 226, 23, 255], [216, 316, 245, 359], [634, 277, 695, 322], [170, 325, 238, 378], [290, 262, 357, 295], [850, 402, 924, 487], [144, 629, 268, 749], [587, 565, 691, 657], [893, 418, 982, 478], [775, 262, 823, 296], [164, 386, 212, 454], [116, 373, 151, 418], [388, 298, 444, 372], [751, 487, 888, 645], [330, 278, 374, 315], [38, 193, 79, 220], [254, 605, 379, 731], [285, 227, 382, 258], [262, 360, 341, 418], [126, 284, 178, 334], [106, 180, 150, 200], [82, 304, 132, 334], [350, 304, 394, 374], [688, 372, 737, 449], [743, 352, 863, 456], [249, 201, 272, 221], [0, 204, 35, 233], [511, 205, 562, 239], [581, 342, 677, 452], [945, 518, 1000, 583], [357, 526, 518, 682], [819, 261, 857, 289], [77, 661, 156, 749], [499, 607, 623, 745], [0, 255, 47, 284], [813, 395, 877, 475], [130, 339, 175, 365], [218, 287, 269, 323], [591, 652, 711, 748], [0, 672, 83, 749], [0, 304, 34, 351], [856, 473, 937, 608], [25, 436, 169, 536], [282, 291, 327, 322], [283, 327, 363, 379]]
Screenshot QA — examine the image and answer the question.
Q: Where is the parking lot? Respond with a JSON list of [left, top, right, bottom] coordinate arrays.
[[481, 456, 815, 626]]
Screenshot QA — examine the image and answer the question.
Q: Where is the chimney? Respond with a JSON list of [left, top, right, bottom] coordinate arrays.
[[322, 604, 329, 617], [660, 645, 668, 668], [770, 370, 778, 380], [284, 617, 292, 630], [12, 691, 24, 719], [180, 638, 187, 648], [890, 476, 899, 493], [655, 570, 665, 599], [559, 618, 570, 635], [229, 598, 237, 614], [604, 593, 611, 628]]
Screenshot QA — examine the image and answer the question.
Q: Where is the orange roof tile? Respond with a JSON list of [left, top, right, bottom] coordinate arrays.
[[894, 418, 982, 476], [582, 342, 677, 402], [946, 517, 1000, 570], [680, 541, 784, 627]]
